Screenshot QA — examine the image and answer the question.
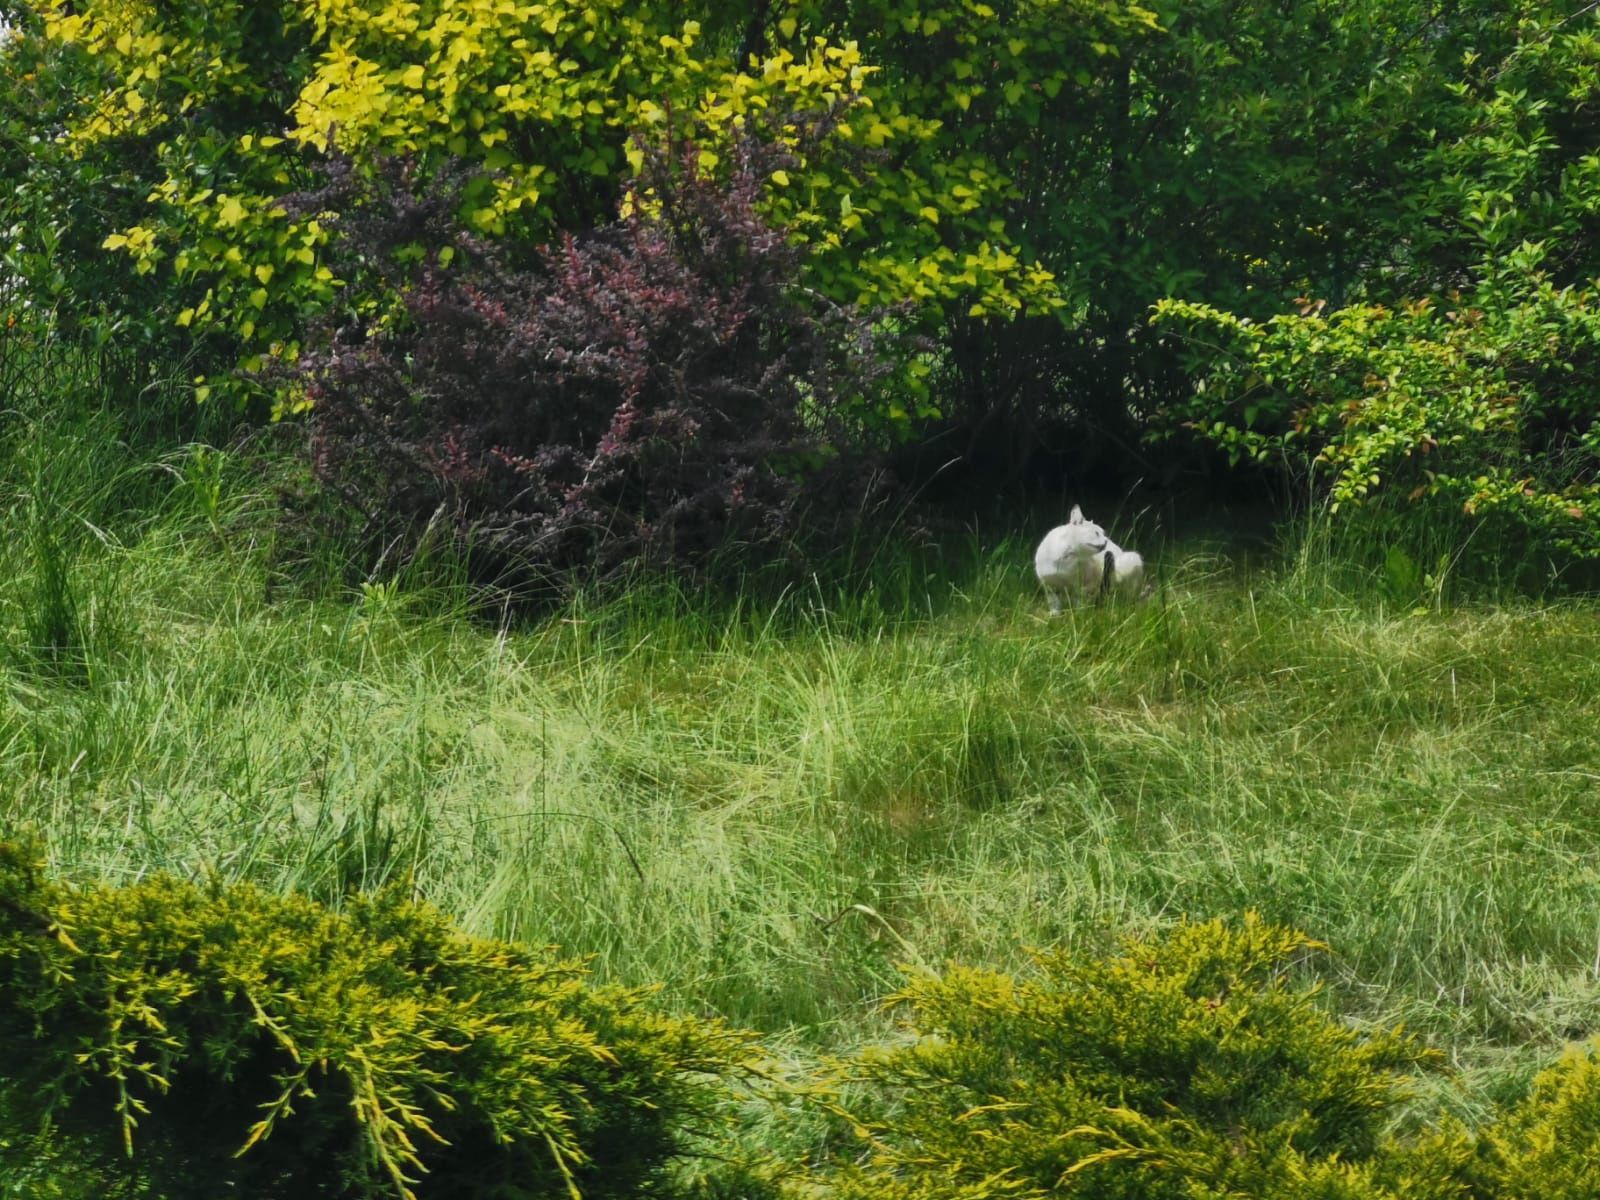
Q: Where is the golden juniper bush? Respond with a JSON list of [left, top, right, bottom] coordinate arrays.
[[7, 841, 1600, 1196], [0, 841, 757, 1200], [811, 915, 1600, 1200]]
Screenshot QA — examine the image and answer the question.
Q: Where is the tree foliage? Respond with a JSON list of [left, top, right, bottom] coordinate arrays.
[[6, 0, 1600, 570], [1157, 4, 1600, 567], [4, 0, 1129, 404]]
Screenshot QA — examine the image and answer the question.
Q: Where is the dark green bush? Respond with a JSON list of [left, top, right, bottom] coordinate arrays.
[[0, 842, 754, 1200]]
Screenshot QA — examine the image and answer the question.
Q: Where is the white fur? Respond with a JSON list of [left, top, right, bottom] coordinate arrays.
[[1034, 504, 1144, 613]]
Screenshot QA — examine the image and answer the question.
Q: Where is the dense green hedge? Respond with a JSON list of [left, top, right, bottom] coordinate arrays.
[[7, 1, 1600, 573]]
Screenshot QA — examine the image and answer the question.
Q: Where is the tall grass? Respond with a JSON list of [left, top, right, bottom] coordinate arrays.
[[3, 361, 1600, 1117]]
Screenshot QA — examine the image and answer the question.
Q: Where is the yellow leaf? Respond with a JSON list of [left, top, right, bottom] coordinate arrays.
[[771, 169, 790, 187], [778, 16, 797, 38], [249, 288, 268, 309], [254, 264, 274, 284], [919, 206, 940, 223], [401, 64, 425, 89], [175, 308, 194, 327]]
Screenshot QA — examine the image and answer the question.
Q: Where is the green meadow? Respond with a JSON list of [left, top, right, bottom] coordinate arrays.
[[10, 0, 1600, 1191], [7, 382, 1599, 1128]]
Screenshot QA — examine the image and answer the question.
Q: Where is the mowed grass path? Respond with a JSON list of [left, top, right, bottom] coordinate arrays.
[[6, 450, 1600, 1101]]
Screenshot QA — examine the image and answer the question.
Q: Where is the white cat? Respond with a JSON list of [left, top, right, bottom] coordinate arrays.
[[1034, 505, 1144, 614]]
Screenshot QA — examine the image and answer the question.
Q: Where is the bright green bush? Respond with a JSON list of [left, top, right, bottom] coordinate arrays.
[[1152, 6, 1600, 577], [0, 841, 754, 1199], [809, 914, 1600, 1198], [11, 845, 1600, 1199], [815, 915, 1444, 1200], [1154, 266, 1600, 572]]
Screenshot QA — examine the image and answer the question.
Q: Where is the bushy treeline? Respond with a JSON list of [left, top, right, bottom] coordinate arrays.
[[4, 848, 1600, 1199], [2, 0, 1599, 582]]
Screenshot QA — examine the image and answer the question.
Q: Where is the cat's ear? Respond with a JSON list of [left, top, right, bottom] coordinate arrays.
[[1069, 505, 1084, 524]]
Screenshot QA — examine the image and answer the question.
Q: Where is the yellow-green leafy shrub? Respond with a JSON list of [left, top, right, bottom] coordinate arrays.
[[0, 842, 754, 1200], [11, 0, 1105, 402], [754, 0, 1159, 315], [816, 915, 1443, 1200]]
